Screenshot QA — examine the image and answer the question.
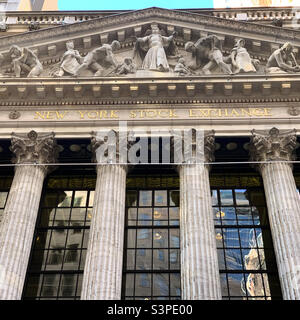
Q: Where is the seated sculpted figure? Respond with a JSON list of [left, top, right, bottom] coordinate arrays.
[[57, 40, 83, 77], [266, 42, 300, 73], [74, 40, 121, 76], [116, 57, 136, 75], [174, 58, 193, 76], [230, 39, 259, 74], [133, 24, 177, 72], [185, 35, 232, 75], [9, 45, 43, 77]]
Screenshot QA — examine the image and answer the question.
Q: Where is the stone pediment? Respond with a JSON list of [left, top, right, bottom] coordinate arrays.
[[0, 8, 300, 78]]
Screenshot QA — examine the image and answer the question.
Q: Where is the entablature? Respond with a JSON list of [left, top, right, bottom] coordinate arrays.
[[0, 74, 300, 106]]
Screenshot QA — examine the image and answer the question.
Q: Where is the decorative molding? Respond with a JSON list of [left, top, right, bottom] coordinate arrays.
[[1, 96, 300, 107], [8, 110, 21, 119], [91, 130, 132, 165], [0, 75, 300, 105], [0, 7, 300, 52], [10, 131, 59, 170], [172, 128, 215, 165], [288, 106, 300, 116], [250, 127, 297, 169]]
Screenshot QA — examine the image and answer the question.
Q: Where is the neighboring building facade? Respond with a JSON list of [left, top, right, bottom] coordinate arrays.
[[0, 0, 58, 11], [0, 6, 300, 300]]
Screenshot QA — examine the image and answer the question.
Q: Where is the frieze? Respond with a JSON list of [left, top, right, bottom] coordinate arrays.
[[0, 107, 283, 123], [287, 106, 300, 116]]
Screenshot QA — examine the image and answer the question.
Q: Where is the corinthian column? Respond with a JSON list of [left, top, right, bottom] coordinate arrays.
[[250, 127, 300, 300], [0, 131, 58, 300], [81, 130, 129, 300], [175, 129, 222, 300]]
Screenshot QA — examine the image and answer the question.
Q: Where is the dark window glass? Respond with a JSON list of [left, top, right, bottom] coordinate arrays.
[[212, 185, 282, 300], [22, 175, 95, 300], [122, 175, 181, 300]]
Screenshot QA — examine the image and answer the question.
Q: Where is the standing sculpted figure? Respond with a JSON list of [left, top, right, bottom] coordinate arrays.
[[74, 40, 121, 76], [230, 39, 259, 74], [57, 40, 82, 77], [133, 24, 177, 72], [9, 45, 43, 77], [185, 35, 232, 75], [266, 42, 300, 73]]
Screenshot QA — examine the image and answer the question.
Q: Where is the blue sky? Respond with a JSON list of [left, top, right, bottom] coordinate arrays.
[[58, 0, 215, 11]]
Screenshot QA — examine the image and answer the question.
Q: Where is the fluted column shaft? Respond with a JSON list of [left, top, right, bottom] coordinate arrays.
[[0, 131, 57, 300], [250, 127, 300, 300], [0, 165, 45, 300], [261, 162, 300, 299], [179, 163, 221, 300], [175, 129, 221, 300], [81, 164, 127, 300]]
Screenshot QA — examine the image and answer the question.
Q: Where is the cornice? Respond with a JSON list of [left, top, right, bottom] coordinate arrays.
[[0, 74, 300, 107], [1, 7, 300, 51]]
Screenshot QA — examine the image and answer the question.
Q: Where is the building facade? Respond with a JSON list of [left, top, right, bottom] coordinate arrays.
[[0, 6, 300, 300]]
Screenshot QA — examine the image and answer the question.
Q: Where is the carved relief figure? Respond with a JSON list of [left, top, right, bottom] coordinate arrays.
[[185, 35, 232, 75], [132, 24, 177, 72], [116, 57, 136, 75], [9, 45, 43, 77], [57, 40, 83, 77], [230, 39, 259, 74], [174, 58, 193, 76], [266, 42, 300, 73], [74, 40, 121, 76]]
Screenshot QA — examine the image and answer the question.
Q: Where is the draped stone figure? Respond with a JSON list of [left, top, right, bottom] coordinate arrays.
[[185, 35, 232, 75], [74, 40, 121, 76], [8, 45, 43, 77], [266, 42, 300, 73], [132, 24, 177, 72], [230, 39, 259, 74], [57, 40, 83, 77]]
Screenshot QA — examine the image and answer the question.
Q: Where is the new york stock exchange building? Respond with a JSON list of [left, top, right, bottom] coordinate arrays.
[[1, 5, 300, 301]]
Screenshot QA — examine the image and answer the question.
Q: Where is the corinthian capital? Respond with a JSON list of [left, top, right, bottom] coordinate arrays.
[[250, 127, 297, 166], [171, 128, 215, 165], [91, 130, 132, 164], [10, 130, 58, 167]]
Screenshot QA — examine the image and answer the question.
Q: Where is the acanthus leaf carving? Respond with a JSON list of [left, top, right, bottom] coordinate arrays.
[[250, 127, 297, 169], [10, 131, 59, 172]]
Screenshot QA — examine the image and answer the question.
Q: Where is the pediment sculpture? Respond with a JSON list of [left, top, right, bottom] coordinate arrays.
[[230, 39, 260, 74], [0, 29, 299, 78], [185, 35, 232, 75], [132, 23, 178, 72], [56, 40, 83, 77], [266, 42, 300, 73], [74, 40, 121, 77], [8, 45, 43, 77]]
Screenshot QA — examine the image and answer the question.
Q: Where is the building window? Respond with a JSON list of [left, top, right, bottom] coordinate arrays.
[[122, 175, 181, 300], [123, 174, 281, 300], [22, 175, 96, 300], [23, 173, 281, 300], [211, 173, 282, 300]]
